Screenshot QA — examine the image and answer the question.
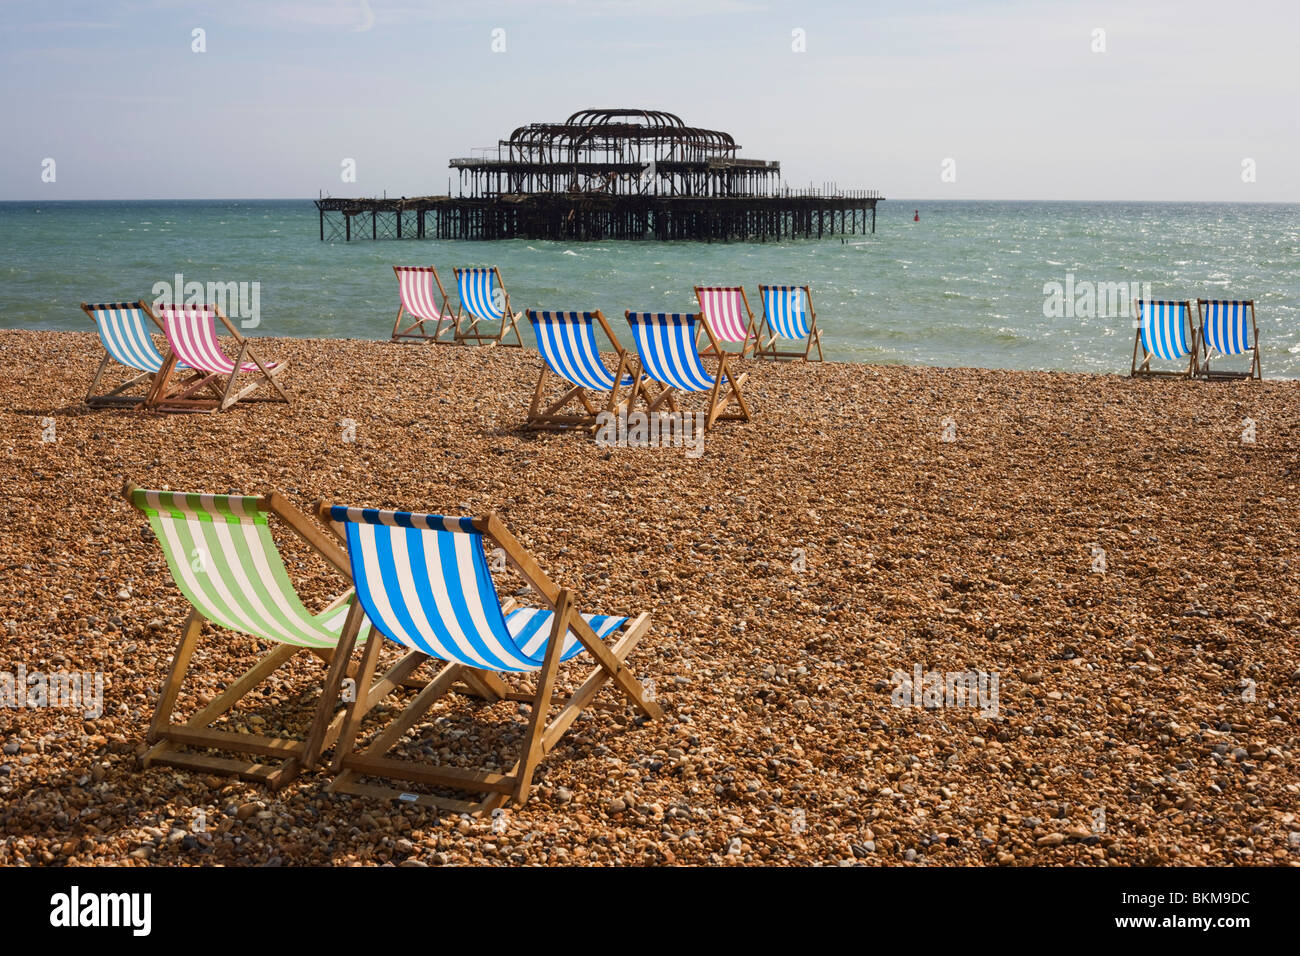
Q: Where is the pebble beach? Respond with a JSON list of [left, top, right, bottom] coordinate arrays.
[[1, 327, 1298, 866]]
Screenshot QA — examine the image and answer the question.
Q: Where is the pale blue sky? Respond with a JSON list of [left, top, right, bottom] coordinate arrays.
[[2, 0, 1297, 200]]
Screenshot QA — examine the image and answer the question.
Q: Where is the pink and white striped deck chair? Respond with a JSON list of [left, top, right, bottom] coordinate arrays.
[[146, 304, 290, 412], [694, 286, 760, 357], [392, 266, 458, 343]]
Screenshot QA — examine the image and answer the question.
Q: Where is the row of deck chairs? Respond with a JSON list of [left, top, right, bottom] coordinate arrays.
[[527, 310, 751, 432], [124, 482, 660, 813], [1132, 299, 1262, 380], [523, 289, 821, 432], [392, 267, 824, 361], [392, 266, 523, 346], [82, 301, 289, 411]]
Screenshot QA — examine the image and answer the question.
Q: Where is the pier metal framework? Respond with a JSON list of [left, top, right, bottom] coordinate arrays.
[[316, 108, 882, 241]]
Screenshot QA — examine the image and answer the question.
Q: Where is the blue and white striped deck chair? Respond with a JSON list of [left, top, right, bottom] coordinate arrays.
[[1132, 299, 1198, 378], [625, 311, 751, 431], [81, 301, 201, 407], [1197, 299, 1261, 380], [320, 504, 661, 812], [757, 284, 824, 361], [525, 309, 636, 431], [123, 482, 371, 789], [452, 266, 523, 347]]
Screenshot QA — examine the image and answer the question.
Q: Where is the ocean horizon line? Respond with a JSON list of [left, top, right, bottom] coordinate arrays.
[[2, 197, 1299, 206]]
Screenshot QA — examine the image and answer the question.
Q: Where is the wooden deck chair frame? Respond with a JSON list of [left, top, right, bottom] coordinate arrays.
[[124, 482, 372, 789], [1197, 299, 1262, 381], [392, 266, 459, 343], [756, 284, 825, 362], [453, 266, 524, 348], [81, 301, 212, 407], [694, 285, 761, 358], [318, 505, 663, 815], [626, 311, 752, 432], [525, 309, 636, 432], [1131, 299, 1199, 379], [146, 303, 291, 412]]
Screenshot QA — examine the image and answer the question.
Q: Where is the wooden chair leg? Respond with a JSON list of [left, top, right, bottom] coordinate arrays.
[[147, 609, 204, 745], [219, 341, 248, 410], [513, 590, 570, 802], [330, 613, 386, 773], [300, 601, 366, 768], [85, 353, 114, 403]]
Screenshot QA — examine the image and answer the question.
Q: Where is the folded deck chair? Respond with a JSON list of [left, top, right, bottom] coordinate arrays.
[[625, 311, 751, 431], [1131, 299, 1198, 378], [146, 303, 290, 411], [452, 267, 523, 347], [124, 483, 371, 788], [694, 286, 760, 357], [392, 266, 458, 343], [319, 504, 662, 814], [1197, 299, 1261, 380], [81, 301, 207, 407], [524, 309, 637, 431], [757, 284, 824, 361]]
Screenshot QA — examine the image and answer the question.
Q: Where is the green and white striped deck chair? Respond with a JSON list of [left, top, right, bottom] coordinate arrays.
[[125, 483, 374, 788]]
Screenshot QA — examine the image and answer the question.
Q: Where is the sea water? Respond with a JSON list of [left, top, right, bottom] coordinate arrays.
[[1, 199, 1295, 377]]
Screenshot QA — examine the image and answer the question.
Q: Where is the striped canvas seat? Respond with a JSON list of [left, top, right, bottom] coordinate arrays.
[[135, 489, 363, 649], [332, 507, 625, 673], [148, 303, 289, 411], [392, 266, 456, 342], [761, 286, 811, 340], [627, 312, 717, 392], [1200, 300, 1252, 355], [1132, 300, 1197, 378], [524, 309, 636, 431], [1197, 299, 1261, 380], [86, 302, 183, 373], [157, 305, 279, 374], [320, 502, 660, 813], [757, 284, 824, 361], [530, 311, 634, 391], [695, 286, 756, 351], [82, 300, 197, 407], [1138, 301, 1192, 361], [452, 267, 524, 347], [395, 268, 450, 324], [455, 268, 504, 322], [127, 483, 370, 788]]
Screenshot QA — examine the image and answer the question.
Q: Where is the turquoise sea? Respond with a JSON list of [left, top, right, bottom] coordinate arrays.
[[1, 199, 1296, 377]]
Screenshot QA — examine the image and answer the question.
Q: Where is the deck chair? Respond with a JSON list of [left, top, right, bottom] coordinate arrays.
[[146, 303, 290, 411], [392, 266, 458, 343], [757, 285, 824, 361], [626, 311, 751, 431], [524, 309, 637, 431], [81, 301, 207, 407], [124, 483, 371, 789], [453, 267, 523, 347], [694, 286, 760, 357], [318, 504, 662, 814], [1197, 300, 1261, 380], [1131, 299, 1198, 378]]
